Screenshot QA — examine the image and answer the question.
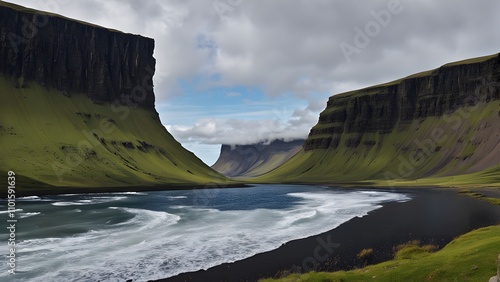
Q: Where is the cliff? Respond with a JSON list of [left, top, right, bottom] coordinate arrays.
[[0, 1, 155, 108], [257, 53, 500, 187], [0, 2, 228, 191], [212, 139, 304, 177], [306, 54, 500, 150]]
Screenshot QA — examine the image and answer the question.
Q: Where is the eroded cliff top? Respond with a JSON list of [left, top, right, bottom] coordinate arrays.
[[0, 1, 157, 108], [332, 52, 499, 100]]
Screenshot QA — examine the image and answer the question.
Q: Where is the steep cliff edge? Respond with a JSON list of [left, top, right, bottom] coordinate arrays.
[[257, 53, 500, 187], [0, 2, 228, 191], [212, 139, 304, 177], [0, 2, 156, 108]]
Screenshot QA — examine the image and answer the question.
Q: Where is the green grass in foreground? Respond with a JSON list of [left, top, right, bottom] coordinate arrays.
[[260, 225, 500, 282]]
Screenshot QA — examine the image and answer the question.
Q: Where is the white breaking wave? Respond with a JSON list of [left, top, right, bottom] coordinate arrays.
[[5, 188, 410, 282], [166, 195, 188, 199], [18, 196, 41, 200], [0, 208, 22, 214], [19, 212, 41, 218], [51, 196, 127, 206], [117, 192, 147, 195], [109, 207, 181, 229]]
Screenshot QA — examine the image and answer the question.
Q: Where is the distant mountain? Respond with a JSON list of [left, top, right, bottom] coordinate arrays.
[[0, 2, 228, 191], [212, 139, 305, 178], [256, 53, 500, 187]]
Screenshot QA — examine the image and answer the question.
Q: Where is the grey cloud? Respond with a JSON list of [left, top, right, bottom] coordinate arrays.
[[10, 0, 500, 147], [15, 0, 500, 99]]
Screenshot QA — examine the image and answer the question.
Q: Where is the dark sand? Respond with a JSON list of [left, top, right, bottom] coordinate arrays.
[[153, 188, 500, 282]]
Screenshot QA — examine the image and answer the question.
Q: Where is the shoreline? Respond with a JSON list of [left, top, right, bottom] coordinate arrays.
[[153, 187, 500, 282]]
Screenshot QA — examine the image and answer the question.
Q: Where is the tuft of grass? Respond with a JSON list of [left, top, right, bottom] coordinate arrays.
[[393, 240, 438, 260], [260, 225, 500, 282], [357, 248, 374, 260]]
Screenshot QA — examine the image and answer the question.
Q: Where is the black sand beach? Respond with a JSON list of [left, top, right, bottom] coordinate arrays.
[[153, 188, 500, 282]]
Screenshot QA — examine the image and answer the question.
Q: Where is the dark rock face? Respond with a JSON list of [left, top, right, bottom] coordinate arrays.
[[306, 54, 500, 150], [0, 3, 156, 108], [212, 139, 305, 177]]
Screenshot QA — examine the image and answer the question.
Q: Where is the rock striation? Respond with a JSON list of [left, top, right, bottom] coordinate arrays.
[[0, 2, 156, 108], [256, 53, 500, 185], [306, 54, 500, 150]]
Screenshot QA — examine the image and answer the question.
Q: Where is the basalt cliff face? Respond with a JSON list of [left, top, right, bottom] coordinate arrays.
[[306, 54, 500, 150], [0, 2, 227, 191], [212, 139, 304, 177], [0, 2, 156, 108], [258, 53, 500, 187]]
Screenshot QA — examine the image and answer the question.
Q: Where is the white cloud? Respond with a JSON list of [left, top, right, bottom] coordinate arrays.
[[165, 101, 319, 146], [166, 117, 307, 145]]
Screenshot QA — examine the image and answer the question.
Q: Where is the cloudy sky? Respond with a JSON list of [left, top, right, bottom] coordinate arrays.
[[8, 0, 500, 165]]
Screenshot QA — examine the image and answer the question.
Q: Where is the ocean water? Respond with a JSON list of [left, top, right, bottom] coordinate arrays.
[[0, 185, 409, 281]]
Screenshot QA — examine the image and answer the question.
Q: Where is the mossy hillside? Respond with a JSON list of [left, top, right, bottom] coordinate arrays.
[[242, 151, 300, 177], [260, 225, 500, 282], [255, 101, 500, 187], [0, 76, 229, 189], [382, 164, 500, 188]]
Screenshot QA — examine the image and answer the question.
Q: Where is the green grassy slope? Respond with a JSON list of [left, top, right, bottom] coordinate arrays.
[[260, 225, 500, 282], [0, 77, 229, 190], [244, 150, 302, 177], [214, 150, 301, 178], [255, 55, 500, 188], [257, 102, 500, 187]]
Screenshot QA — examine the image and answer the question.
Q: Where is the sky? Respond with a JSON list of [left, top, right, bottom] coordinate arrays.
[[7, 0, 500, 165]]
